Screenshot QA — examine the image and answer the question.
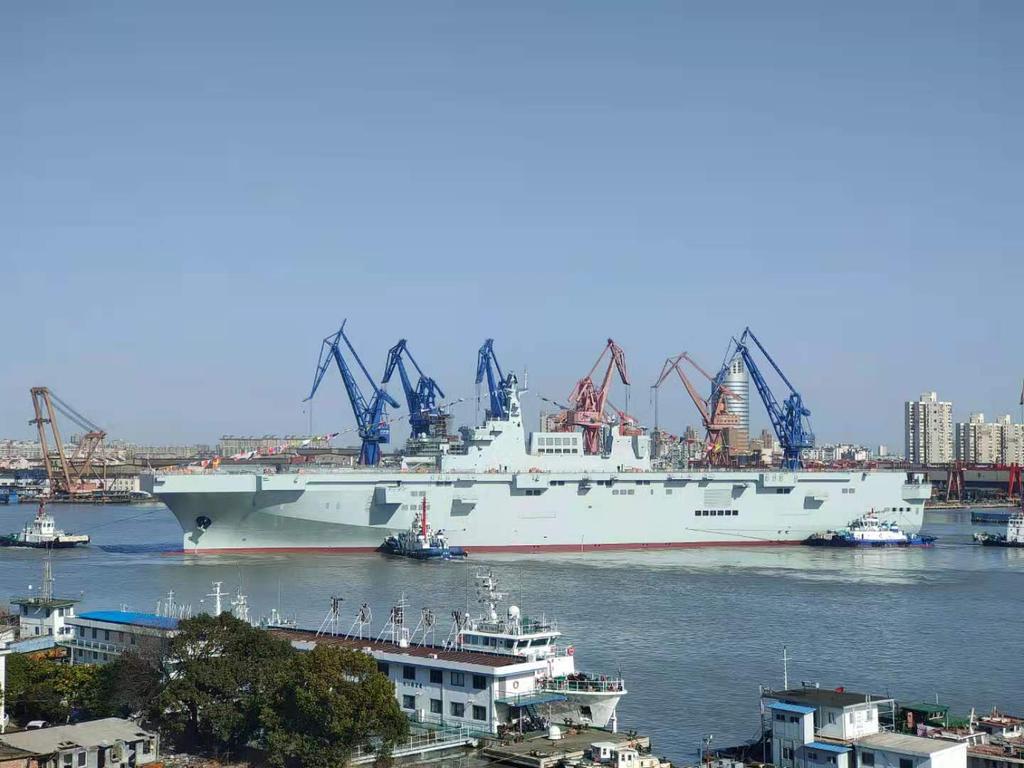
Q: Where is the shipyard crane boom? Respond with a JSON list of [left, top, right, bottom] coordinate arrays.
[[29, 387, 107, 495], [566, 339, 630, 455], [306, 321, 399, 466], [382, 340, 447, 439], [732, 327, 814, 470], [653, 353, 741, 466], [476, 339, 513, 420]]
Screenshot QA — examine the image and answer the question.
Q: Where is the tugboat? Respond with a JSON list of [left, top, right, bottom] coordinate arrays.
[[804, 511, 936, 548], [0, 501, 90, 548], [974, 509, 1024, 548], [381, 497, 467, 560]]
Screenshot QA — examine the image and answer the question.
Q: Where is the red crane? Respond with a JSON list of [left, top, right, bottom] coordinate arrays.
[[653, 352, 742, 466], [564, 339, 631, 454]]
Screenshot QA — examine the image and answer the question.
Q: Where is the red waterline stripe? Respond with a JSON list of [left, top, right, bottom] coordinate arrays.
[[169, 540, 805, 555]]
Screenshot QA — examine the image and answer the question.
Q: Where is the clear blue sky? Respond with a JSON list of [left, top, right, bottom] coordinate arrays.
[[3, 2, 1021, 449]]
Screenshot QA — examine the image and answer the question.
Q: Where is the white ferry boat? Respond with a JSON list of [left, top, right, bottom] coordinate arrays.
[[0, 502, 90, 548], [269, 570, 625, 732], [147, 378, 931, 553]]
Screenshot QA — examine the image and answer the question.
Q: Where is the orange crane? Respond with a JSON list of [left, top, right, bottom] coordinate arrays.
[[563, 339, 631, 455], [653, 352, 742, 466], [29, 387, 107, 496]]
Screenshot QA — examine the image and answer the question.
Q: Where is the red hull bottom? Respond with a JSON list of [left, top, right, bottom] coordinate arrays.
[[174, 540, 805, 555]]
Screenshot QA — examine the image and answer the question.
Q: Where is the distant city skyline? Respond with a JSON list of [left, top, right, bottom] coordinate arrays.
[[3, 2, 1021, 449]]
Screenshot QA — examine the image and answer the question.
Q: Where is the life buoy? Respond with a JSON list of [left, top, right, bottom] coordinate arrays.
[[567, 646, 574, 656], [513, 681, 519, 689]]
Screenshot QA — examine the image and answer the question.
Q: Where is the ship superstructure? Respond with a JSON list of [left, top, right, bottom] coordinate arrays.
[[150, 377, 931, 553]]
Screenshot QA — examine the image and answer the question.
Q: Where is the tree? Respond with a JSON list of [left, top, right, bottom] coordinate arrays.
[[3, 655, 105, 724], [158, 613, 294, 755], [263, 644, 408, 768], [95, 651, 163, 719]]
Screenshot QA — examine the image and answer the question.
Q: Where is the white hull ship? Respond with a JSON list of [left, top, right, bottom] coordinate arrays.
[[149, 382, 931, 553]]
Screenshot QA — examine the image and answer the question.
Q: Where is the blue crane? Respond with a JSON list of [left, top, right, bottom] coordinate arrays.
[[475, 339, 513, 420], [305, 321, 400, 466], [381, 340, 446, 439], [731, 327, 814, 470]]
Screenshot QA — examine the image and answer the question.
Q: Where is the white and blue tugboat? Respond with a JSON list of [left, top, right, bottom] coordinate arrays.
[[974, 509, 1024, 548], [805, 511, 936, 548], [381, 497, 467, 560]]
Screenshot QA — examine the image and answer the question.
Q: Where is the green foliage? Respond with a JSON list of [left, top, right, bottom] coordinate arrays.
[[4, 654, 105, 723], [157, 613, 294, 755], [94, 651, 163, 719], [263, 644, 409, 768]]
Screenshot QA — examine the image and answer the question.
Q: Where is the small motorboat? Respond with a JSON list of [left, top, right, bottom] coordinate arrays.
[[974, 510, 1024, 548]]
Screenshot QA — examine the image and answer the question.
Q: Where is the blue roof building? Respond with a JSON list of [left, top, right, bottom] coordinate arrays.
[[62, 610, 179, 665]]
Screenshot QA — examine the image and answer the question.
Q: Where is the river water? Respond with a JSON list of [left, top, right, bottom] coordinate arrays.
[[1, 503, 1021, 761]]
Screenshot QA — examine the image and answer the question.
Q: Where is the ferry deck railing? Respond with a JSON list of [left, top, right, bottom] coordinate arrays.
[[540, 677, 626, 693], [348, 724, 476, 765]]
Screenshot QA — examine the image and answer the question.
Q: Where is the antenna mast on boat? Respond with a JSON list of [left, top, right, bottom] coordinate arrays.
[[206, 582, 225, 616], [782, 645, 789, 690]]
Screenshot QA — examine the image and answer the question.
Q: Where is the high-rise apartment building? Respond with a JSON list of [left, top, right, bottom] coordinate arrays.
[[955, 413, 1024, 464], [905, 392, 953, 465]]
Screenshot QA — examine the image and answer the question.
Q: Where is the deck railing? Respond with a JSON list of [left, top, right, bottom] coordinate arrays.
[[540, 676, 626, 693]]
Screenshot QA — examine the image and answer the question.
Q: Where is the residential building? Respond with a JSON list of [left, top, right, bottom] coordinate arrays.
[[905, 393, 953, 465], [723, 357, 749, 453], [62, 611, 179, 665], [0, 718, 159, 768], [955, 414, 1024, 464], [218, 435, 331, 456], [853, 732, 966, 768]]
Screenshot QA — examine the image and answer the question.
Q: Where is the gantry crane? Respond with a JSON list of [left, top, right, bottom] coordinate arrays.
[[475, 339, 515, 421], [653, 352, 743, 466], [306, 321, 399, 466], [29, 387, 107, 496], [562, 339, 630, 455], [730, 327, 814, 470], [382, 340, 447, 439]]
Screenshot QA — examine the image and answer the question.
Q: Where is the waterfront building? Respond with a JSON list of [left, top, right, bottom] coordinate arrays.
[[8, 558, 78, 652], [770, 688, 894, 742], [62, 611, 179, 665], [853, 732, 966, 768], [905, 393, 954, 465], [955, 414, 1024, 465], [0, 718, 159, 768]]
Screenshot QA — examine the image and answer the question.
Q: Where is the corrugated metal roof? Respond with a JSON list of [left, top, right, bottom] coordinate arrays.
[[78, 611, 179, 630], [0, 718, 155, 754], [807, 742, 852, 754], [771, 702, 816, 714]]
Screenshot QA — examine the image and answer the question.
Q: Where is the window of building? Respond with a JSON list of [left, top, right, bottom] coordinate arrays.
[[450, 702, 465, 717], [402, 695, 416, 710], [403, 665, 416, 681], [451, 671, 465, 687], [783, 747, 793, 759], [430, 669, 443, 684], [775, 713, 785, 722], [473, 705, 487, 721], [378, 662, 389, 675], [430, 698, 442, 714], [78, 750, 87, 765], [91, 628, 97, 639], [828, 712, 836, 724], [62, 753, 72, 767], [472, 674, 487, 689], [899, 760, 913, 768], [861, 752, 875, 767]]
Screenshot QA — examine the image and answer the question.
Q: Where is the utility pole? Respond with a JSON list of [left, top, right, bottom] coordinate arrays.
[[783, 645, 790, 690]]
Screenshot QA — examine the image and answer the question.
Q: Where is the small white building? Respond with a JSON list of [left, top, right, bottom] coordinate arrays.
[[772, 688, 892, 741], [770, 701, 853, 768], [854, 732, 967, 768], [0, 718, 159, 768]]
